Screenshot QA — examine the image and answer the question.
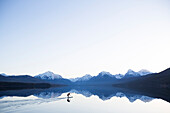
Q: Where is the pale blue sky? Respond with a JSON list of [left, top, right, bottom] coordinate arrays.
[[0, 0, 170, 78]]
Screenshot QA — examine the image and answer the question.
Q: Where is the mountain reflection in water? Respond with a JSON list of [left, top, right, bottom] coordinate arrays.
[[1, 86, 167, 103]]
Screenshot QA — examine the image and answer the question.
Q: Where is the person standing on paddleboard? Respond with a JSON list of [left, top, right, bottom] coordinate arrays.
[[67, 93, 71, 97], [67, 93, 71, 102]]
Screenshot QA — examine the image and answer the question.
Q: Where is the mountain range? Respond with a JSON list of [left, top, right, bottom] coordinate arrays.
[[113, 68, 170, 89], [1, 69, 152, 81], [0, 68, 170, 90]]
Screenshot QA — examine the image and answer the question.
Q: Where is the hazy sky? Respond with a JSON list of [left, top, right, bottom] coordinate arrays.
[[0, 0, 170, 78]]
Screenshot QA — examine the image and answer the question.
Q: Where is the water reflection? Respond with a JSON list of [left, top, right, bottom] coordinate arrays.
[[1, 86, 169, 103], [0, 86, 169, 113]]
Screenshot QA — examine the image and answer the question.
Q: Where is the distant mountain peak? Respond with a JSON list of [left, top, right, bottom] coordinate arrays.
[[125, 69, 140, 78], [81, 74, 92, 80], [0, 73, 15, 76], [124, 69, 152, 78], [69, 74, 92, 82], [98, 71, 112, 76], [114, 74, 124, 79], [139, 69, 149, 72], [35, 71, 62, 80], [138, 69, 152, 76], [83, 74, 92, 78], [0, 73, 8, 76], [127, 69, 136, 74], [44, 71, 54, 74]]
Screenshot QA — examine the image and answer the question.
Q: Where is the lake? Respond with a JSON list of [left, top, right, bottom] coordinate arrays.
[[0, 86, 170, 113]]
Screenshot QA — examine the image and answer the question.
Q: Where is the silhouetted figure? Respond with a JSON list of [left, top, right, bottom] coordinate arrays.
[[67, 93, 70, 97], [66, 93, 71, 102]]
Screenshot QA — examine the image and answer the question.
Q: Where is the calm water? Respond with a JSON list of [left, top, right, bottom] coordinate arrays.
[[0, 86, 170, 113]]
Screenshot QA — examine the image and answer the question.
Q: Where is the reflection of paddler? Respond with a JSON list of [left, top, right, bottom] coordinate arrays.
[[67, 98, 70, 102], [67, 93, 70, 97]]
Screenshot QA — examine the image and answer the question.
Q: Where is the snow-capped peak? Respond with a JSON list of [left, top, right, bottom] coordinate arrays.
[[0, 73, 15, 76], [125, 69, 140, 77], [69, 74, 92, 82], [35, 71, 62, 80], [124, 69, 152, 78], [126, 69, 136, 74], [98, 71, 112, 76], [0, 73, 8, 76], [138, 69, 152, 76], [80, 74, 92, 81], [114, 74, 124, 79]]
